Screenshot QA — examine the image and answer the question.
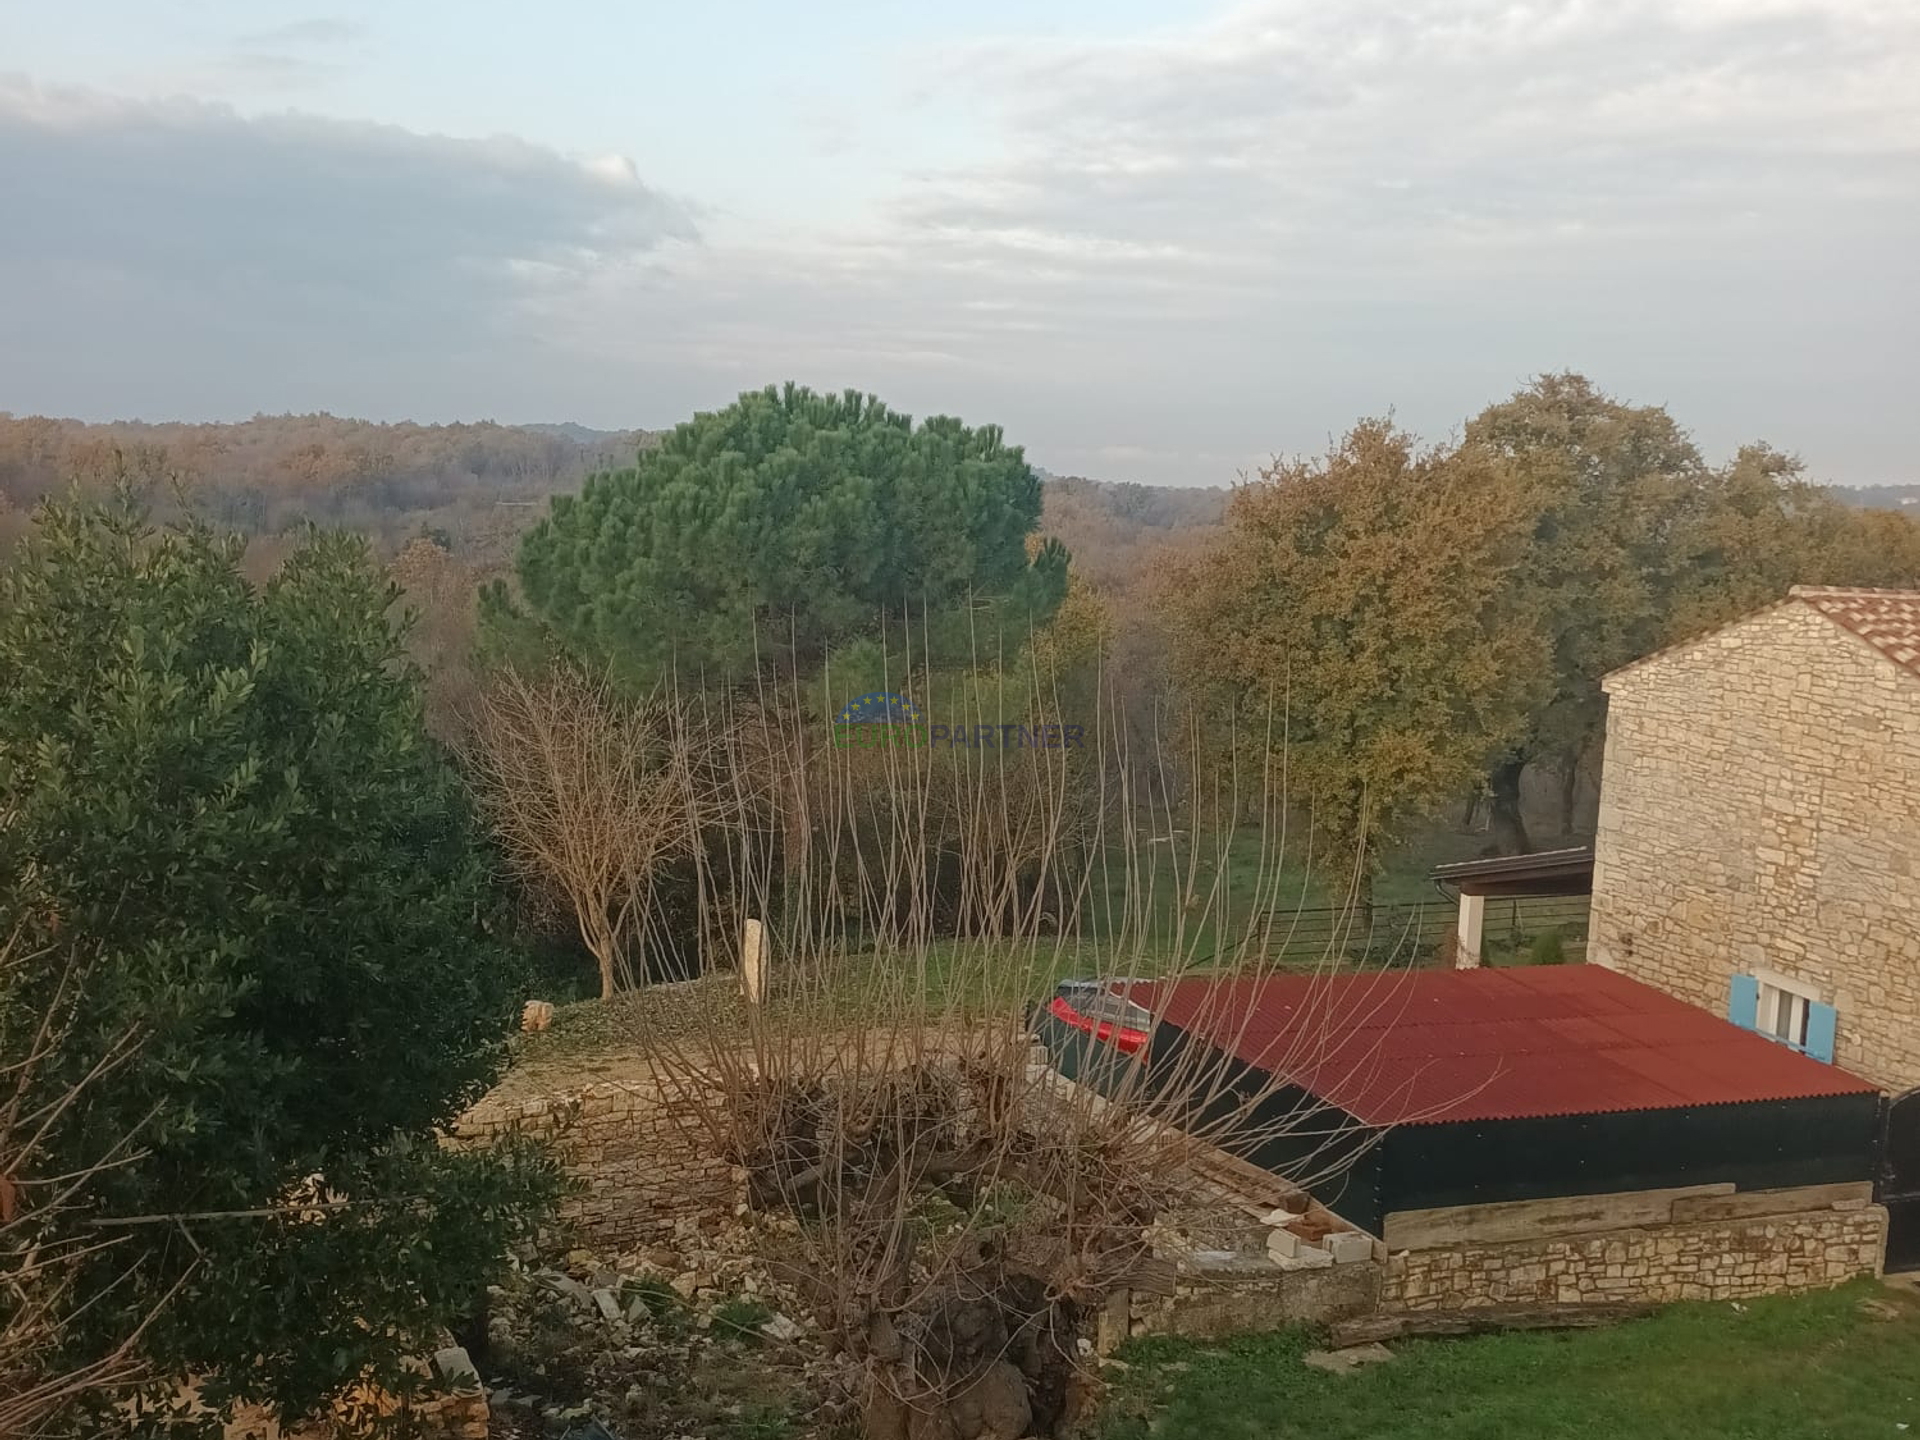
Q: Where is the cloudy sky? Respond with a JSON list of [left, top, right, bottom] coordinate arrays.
[[3, 0, 1915, 485]]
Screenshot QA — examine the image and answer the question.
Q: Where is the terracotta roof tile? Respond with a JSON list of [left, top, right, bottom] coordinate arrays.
[[1605, 586, 1920, 688], [1790, 586, 1920, 679]]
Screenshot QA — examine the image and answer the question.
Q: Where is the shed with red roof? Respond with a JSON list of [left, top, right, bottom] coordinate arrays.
[[1084, 965, 1882, 1237]]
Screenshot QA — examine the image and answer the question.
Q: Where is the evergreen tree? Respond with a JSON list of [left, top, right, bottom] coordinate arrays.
[[499, 384, 1068, 681], [0, 497, 557, 1432]]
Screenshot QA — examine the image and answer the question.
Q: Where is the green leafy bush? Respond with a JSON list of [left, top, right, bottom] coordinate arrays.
[[0, 497, 560, 1431]]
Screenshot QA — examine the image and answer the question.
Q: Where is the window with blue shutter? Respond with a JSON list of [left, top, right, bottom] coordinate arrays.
[[1727, 973, 1759, 1030], [1804, 1002, 1838, 1064]]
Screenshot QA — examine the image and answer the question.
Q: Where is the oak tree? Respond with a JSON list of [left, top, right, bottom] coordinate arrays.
[[1161, 420, 1548, 907]]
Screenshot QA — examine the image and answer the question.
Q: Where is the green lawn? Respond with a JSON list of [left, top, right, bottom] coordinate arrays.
[[1093, 1283, 1920, 1440], [1072, 820, 1504, 963]]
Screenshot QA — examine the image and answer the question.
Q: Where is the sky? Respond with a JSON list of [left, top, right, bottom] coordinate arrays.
[[2, 0, 1916, 486]]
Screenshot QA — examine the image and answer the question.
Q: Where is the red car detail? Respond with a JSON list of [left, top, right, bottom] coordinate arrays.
[[1048, 995, 1149, 1056]]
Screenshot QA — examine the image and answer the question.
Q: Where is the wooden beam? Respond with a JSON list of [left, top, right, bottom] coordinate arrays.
[[1330, 1301, 1656, 1347], [1458, 875, 1594, 899], [1668, 1181, 1875, 1224], [1382, 1183, 1735, 1251]]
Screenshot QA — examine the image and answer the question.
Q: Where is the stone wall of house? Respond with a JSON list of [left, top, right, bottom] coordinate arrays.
[[1382, 1204, 1887, 1311], [1591, 599, 1920, 1093], [454, 1078, 735, 1252]]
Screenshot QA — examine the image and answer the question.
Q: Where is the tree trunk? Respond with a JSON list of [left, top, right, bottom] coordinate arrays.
[[1558, 758, 1582, 838], [579, 906, 618, 1000], [1346, 864, 1375, 945], [1488, 756, 1533, 855]]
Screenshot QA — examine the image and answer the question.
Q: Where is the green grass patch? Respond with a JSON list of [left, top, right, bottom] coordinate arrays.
[[1093, 1283, 1920, 1439], [711, 1296, 775, 1344]]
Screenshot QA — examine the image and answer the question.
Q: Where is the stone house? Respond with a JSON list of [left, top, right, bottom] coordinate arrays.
[[1588, 585, 1920, 1097]]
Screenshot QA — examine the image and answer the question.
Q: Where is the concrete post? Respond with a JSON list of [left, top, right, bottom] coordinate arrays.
[[1454, 893, 1486, 969], [741, 917, 768, 1003]]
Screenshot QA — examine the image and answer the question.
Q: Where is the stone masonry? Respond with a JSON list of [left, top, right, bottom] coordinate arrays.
[[454, 1078, 734, 1251], [1383, 1204, 1887, 1311], [1590, 591, 1920, 1094]]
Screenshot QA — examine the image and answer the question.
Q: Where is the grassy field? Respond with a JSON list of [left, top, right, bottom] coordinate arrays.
[[1092, 1282, 1920, 1440], [511, 818, 1585, 1061], [1075, 821, 1490, 939]]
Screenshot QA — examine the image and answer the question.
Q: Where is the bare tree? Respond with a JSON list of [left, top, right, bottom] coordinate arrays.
[[629, 649, 1436, 1440], [462, 665, 715, 998]]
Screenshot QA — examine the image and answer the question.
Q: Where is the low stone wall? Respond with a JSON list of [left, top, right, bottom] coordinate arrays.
[[455, 1077, 734, 1252], [1131, 1250, 1382, 1340], [1383, 1204, 1887, 1311]]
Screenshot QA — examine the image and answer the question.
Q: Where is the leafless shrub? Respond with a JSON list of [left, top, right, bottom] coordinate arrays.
[[620, 635, 1436, 1439]]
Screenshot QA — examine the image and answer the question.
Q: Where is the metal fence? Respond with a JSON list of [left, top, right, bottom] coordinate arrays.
[[1252, 893, 1591, 969]]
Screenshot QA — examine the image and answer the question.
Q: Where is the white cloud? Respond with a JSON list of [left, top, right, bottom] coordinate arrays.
[[0, 78, 697, 421], [0, 1, 1915, 485]]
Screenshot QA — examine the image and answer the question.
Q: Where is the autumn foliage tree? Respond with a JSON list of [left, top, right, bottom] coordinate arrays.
[[1460, 373, 1708, 848], [1467, 373, 1920, 847], [1161, 419, 1548, 905]]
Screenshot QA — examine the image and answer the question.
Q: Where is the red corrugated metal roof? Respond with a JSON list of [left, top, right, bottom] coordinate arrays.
[[1128, 965, 1877, 1126]]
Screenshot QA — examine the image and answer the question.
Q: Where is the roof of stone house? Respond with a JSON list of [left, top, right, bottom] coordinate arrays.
[[1791, 585, 1920, 675], [1604, 585, 1920, 688], [1126, 966, 1877, 1126]]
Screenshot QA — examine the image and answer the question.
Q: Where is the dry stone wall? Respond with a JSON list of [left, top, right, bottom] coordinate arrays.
[[1383, 1204, 1887, 1311], [455, 1077, 734, 1251], [1130, 1249, 1382, 1340], [1592, 600, 1920, 1093]]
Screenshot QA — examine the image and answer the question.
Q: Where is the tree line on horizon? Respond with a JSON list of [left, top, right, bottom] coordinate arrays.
[[7, 376, 1919, 886]]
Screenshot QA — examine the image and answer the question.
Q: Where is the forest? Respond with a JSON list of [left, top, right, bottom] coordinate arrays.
[[5, 378, 1912, 868]]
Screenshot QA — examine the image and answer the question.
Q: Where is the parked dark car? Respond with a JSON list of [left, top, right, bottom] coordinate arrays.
[[1038, 978, 1153, 1058]]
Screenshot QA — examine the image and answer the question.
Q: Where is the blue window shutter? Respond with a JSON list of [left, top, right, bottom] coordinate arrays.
[[1728, 974, 1760, 1030], [1805, 1003, 1838, 1063]]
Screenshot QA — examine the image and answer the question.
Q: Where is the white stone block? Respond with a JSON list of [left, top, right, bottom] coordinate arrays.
[[1327, 1231, 1373, 1265], [741, 918, 768, 1003], [1266, 1228, 1303, 1259]]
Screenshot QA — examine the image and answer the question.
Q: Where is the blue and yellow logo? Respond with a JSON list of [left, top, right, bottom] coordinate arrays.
[[828, 691, 1085, 751], [834, 691, 925, 725]]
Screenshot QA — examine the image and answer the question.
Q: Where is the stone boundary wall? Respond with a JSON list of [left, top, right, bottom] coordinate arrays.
[[1130, 1250, 1383, 1341], [1383, 1203, 1887, 1311], [454, 1077, 734, 1251]]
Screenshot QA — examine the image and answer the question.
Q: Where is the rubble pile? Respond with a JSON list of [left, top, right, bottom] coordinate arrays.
[[474, 1213, 855, 1439]]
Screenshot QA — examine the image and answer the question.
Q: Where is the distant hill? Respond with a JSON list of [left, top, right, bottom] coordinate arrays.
[[0, 412, 656, 560], [1832, 484, 1920, 513], [0, 415, 1231, 574], [520, 421, 634, 447], [1039, 473, 1227, 596]]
